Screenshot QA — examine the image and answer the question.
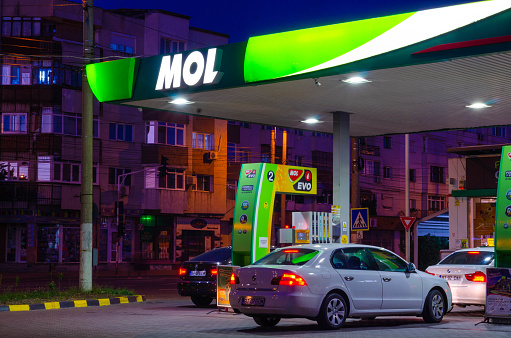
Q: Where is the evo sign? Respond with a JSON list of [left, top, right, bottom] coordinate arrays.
[[155, 48, 223, 90]]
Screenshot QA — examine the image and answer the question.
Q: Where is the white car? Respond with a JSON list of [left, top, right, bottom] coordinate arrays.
[[229, 243, 452, 330], [425, 247, 494, 306]]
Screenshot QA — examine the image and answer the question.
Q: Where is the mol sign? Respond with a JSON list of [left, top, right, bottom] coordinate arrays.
[[155, 48, 223, 90]]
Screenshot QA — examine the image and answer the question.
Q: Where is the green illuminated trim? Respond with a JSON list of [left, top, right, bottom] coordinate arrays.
[[86, 58, 138, 102], [244, 1, 511, 82], [244, 12, 413, 83]]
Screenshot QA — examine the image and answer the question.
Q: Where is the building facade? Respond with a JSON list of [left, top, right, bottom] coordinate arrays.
[[0, 0, 229, 268]]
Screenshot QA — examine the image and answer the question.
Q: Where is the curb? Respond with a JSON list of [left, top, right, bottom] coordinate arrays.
[[0, 295, 146, 312]]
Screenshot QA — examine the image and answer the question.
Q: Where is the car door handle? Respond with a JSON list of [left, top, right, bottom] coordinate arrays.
[[382, 277, 391, 282], [344, 276, 354, 281]]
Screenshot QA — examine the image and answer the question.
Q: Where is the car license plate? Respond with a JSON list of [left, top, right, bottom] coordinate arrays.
[[242, 297, 265, 306], [189, 270, 206, 277], [441, 275, 461, 281]]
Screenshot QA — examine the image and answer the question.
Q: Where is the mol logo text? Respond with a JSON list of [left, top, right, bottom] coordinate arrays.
[[155, 48, 223, 90]]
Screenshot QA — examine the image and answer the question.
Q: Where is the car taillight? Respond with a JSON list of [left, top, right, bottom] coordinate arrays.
[[272, 273, 307, 286], [230, 272, 239, 285], [179, 268, 187, 276], [424, 269, 435, 276], [465, 271, 486, 282], [211, 268, 218, 276]]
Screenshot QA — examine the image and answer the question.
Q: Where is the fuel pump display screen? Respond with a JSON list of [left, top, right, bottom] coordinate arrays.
[[295, 230, 309, 243]]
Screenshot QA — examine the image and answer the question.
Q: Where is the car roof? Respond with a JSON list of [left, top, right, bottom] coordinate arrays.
[[275, 243, 390, 251], [454, 247, 494, 252]]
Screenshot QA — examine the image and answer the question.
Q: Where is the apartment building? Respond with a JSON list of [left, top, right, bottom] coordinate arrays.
[[0, 0, 229, 268]]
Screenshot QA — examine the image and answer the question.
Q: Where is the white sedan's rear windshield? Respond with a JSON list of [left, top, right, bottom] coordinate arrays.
[[440, 251, 493, 265], [252, 248, 319, 266]]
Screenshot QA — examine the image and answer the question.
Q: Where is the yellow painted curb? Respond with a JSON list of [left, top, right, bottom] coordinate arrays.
[[44, 302, 61, 310], [74, 300, 88, 307], [98, 298, 110, 306], [9, 304, 30, 311]]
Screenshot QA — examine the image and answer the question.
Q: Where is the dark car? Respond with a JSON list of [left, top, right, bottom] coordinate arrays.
[[177, 246, 232, 307]]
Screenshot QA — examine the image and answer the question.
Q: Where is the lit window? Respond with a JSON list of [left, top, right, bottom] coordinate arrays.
[[0, 161, 28, 181], [2, 113, 27, 133]]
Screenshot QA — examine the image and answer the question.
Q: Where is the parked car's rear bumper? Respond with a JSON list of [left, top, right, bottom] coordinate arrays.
[[178, 280, 217, 297]]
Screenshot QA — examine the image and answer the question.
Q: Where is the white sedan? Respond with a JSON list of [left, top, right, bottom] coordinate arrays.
[[425, 247, 494, 306], [229, 243, 452, 330]]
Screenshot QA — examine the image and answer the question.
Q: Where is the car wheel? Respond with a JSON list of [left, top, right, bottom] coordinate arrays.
[[253, 316, 281, 327], [191, 295, 213, 307], [422, 289, 445, 323], [317, 293, 347, 330]]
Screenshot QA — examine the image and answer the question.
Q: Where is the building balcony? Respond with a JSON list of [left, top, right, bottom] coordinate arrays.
[[0, 182, 61, 208]]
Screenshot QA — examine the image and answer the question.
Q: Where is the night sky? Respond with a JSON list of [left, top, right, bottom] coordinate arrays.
[[87, 0, 480, 43]]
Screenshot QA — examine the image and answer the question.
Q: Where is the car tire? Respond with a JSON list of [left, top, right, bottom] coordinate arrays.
[[422, 289, 445, 323], [316, 293, 347, 330], [191, 295, 213, 307], [253, 316, 281, 327]]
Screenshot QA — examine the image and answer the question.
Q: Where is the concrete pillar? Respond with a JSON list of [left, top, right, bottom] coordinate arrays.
[[332, 112, 351, 243]]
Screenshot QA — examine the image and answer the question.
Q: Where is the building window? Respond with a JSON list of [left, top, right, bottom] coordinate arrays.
[[194, 175, 213, 192], [383, 166, 392, 179], [2, 65, 20, 85], [109, 168, 131, 186], [0, 161, 28, 180], [410, 199, 417, 210], [109, 123, 133, 142], [492, 127, 506, 137], [192, 132, 214, 150], [31, 60, 82, 87], [144, 167, 184, 190], [383, 136, 392, 149], [364, 160, 380, 176], [428, 195, 446, 212], [145, 121, 185, 146], [430, 166, 445, 183], [110, 32, 135, 54], [41, 108, 98, 137], [2, 17, 41, 37], [160, 37, 185, 54], [2, 113, 27, 133], [227, 143, 236, 162], [410, 169, 416, 182], [37, 156, 98, 184]]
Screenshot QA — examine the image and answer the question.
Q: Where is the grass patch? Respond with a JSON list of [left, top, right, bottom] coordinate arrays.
[[0, 285, 136, 305]]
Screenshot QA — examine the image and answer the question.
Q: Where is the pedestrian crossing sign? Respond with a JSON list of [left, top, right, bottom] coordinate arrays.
[[351, 208, 369, 231]]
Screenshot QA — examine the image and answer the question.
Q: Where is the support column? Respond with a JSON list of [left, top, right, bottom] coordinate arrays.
[[332, 112, 351, 243]]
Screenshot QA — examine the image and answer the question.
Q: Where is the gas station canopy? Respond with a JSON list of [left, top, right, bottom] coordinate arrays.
[[87, 0, 511, 137]]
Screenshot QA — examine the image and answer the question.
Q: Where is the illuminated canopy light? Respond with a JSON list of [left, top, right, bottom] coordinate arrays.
[[244, 1, 511, 82], [466, 102, 491, 109], [169, 98, 194, 105], [302, 118, 321, 124], [342, 76, 371, 84]]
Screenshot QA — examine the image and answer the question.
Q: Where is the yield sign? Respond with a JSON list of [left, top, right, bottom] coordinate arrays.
[[400, 216, 416, 231]]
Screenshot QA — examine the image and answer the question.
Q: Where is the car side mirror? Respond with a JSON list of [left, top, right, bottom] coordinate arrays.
[[407, 262, 416, 273]]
